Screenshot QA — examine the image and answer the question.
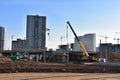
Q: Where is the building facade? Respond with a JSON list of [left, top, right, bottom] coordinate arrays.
[[98, 43, 120, 58], [0, 27, 5, 50], [12, 41, 17, 50], [99, 43, 120, 53], [26, 15, 46, 50], [12, 39, 26, 50], [58, 45, 68, 51], [112, 44, 120, 53], [73, 33, 96, 52]]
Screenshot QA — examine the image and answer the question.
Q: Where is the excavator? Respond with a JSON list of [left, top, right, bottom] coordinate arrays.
[[67, 21, 98, 63]]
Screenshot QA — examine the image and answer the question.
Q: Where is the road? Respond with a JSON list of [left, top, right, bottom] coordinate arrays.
[[0, 73, 120, 80], [93, 62, 120, 66]]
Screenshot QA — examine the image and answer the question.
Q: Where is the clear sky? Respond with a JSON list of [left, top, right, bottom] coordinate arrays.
[[0, 0, 120, 50]]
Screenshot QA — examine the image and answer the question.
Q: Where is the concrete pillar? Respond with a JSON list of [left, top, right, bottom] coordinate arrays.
[[0, 53, 2, 56], [36, 54, 39, 61]]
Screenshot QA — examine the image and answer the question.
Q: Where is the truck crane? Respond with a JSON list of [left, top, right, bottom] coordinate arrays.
[[67, 21, 98, 63]]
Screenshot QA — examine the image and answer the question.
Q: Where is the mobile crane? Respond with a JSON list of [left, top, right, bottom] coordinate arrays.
[[67, 21, 98, 63]]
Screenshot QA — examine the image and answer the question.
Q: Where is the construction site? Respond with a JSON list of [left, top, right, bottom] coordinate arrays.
[[0, 21, 120, 74], [0, 52, 120, 73], [1, 0, 120, 79]]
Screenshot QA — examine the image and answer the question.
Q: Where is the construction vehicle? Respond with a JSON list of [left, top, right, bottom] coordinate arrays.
[[10, 52, 21, 61], [10, 51, 28, 61], [67, 21, 98, 63]]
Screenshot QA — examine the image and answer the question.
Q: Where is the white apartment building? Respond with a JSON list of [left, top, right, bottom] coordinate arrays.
[[73, 33, 96, 52]]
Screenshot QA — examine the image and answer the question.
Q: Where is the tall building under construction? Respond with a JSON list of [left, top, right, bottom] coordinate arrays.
[[0, 27, 5, 50], [12, 39, 26, 50], [26, 15, 46, 50]]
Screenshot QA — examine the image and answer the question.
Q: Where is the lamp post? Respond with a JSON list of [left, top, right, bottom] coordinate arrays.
[[99, 35, 108, 43], [43, 28, 50, 62], [66, 25, 69, 64], [114, 38, 120, 44]]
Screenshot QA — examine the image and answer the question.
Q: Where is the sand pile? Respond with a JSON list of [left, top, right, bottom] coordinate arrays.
[[0, 56, 12, 62]]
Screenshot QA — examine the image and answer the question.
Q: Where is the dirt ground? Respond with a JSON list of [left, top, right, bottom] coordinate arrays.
[[0, 73, 120, 80], [0, 61, 120, 73]]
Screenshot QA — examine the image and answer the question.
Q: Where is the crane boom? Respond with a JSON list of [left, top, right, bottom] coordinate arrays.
[[67, 21, 89, 57]]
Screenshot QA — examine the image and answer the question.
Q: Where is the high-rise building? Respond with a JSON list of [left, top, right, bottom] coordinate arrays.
[[0, 27, 5, 50], [73, 33, 96, 52], [12, 41, 17, 50], [12, 39, 26, 50], [26, 15, 46, 50]]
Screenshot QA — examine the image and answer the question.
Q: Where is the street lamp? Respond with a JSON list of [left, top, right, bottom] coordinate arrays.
[[43, 28, 50, 62], [114, 38, 120, 44]]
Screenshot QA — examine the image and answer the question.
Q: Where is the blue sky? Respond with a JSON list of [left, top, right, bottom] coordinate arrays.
[[0, 0, 120, 50]]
